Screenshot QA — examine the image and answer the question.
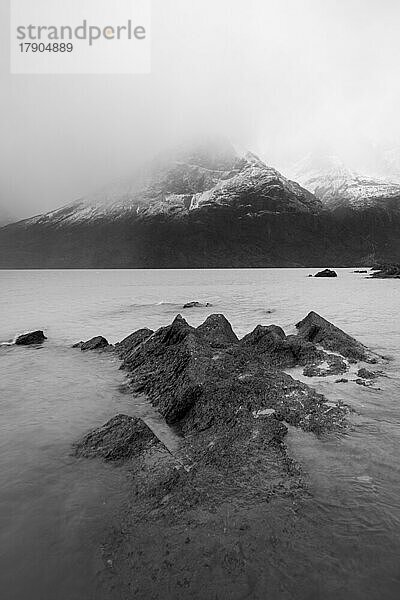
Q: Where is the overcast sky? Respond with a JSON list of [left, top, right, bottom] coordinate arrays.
[[1, 0, 400, 219]]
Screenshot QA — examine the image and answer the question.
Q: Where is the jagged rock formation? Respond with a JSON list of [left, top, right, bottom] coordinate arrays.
[[115, 328, 154, 360], [75, 310, 382, 504], [74, 311, 382, 598], [74, 414, 162, 461], [296, 311, 375, 363], [196, 314, 239, 348], [116, 312, 356, 430]]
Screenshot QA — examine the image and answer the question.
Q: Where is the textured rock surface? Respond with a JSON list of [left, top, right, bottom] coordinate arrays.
[[121, 315, 212, 423], [15, 331, 46, 345], [74, 414, 162, 461], [196, 313, 239, 348], [314, 269, 337, 278], [115, 328, 154, 359], [357, 368, 378, 379], [119, 313, 350, 433], [74, 311, 382, 599], [73, 336, 109, 351], [296, 311, 370, 362]]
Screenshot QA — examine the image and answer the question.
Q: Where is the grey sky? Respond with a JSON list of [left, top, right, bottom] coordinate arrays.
[[1, 0, 400, 219]]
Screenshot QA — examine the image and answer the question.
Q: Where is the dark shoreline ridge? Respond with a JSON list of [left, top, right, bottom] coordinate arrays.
[[73, 312, 382, 596], [370, 263, 400, 278]]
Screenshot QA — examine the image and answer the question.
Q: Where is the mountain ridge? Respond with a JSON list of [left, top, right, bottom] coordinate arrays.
[[1, 141, 400, 268]]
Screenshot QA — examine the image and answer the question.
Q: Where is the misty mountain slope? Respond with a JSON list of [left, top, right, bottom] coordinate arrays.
[[293, 154, 400, 213], [0, 207, 13, 227], [18, 143, 320, 228], [1, 142, 400, 268]]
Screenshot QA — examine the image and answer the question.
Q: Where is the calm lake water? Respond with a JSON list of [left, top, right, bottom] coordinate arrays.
[[1, 268, 400, 599]]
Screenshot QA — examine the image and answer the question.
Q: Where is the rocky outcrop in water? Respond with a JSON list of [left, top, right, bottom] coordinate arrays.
[[314, 269, 337, 277], [75, 311, 382, 597], [357, 368, 378, 379], [296, 311, 374, 363], [239, 323, 348, 377], [73, 336, 110, 351], [113, 312, 356, 432], [74, 414, 162, 461], [15, 331, 46, 345]]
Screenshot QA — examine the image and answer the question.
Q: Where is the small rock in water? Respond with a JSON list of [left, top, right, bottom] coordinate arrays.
[[73, 336, 109, 351], [355, 378, 373, 387], [183, 301, 212, 309], [314, 269, 338, 278], [335, 378, 349, 384], [357, 368, 378, 380], [15, 331, 46, 345]]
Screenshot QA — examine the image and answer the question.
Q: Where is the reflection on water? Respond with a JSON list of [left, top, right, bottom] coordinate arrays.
[[1, 268, 400, 598]]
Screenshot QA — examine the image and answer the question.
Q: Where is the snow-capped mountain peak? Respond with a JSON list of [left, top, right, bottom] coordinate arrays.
[[20, 143, 321, 228], [290, 152, 400, 212]]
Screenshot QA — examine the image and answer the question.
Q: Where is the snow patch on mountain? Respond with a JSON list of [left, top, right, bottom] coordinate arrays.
[[291, 153, 400, 212], [19, 145, 321, 227]]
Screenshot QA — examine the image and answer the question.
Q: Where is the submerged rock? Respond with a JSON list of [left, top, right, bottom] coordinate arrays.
[[296, 311, 369, 363], [15, 331, 46, 345], [314, 269, 337, 278], [73, 336, 109, 351], [183, 301, 212, 309], [354, 270, 368, 274], [74, 414, 162, 461]]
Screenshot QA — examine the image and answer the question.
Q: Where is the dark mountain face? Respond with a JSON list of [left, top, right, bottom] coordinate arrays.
[[1, 143, 400, 268]]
